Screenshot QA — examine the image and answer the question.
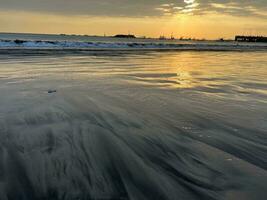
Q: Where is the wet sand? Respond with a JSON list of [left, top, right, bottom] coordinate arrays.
[[0, 51, 266, 200]]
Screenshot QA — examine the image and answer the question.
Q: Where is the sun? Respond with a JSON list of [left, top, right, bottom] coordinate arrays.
[[184, 0, 195, 4]]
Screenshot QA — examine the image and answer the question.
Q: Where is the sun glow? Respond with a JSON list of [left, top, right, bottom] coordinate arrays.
[[0, 0, 266, 40], [184, 0, 195, 4]]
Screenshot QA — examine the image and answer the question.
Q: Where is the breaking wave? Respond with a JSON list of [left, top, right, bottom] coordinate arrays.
[[0, 39, 267, 51]]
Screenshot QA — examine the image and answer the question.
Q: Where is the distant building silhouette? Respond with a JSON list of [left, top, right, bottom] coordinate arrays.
[[235, 35, 267, 43], [114, 34, 136, 38], [159, 35, 166, 40]]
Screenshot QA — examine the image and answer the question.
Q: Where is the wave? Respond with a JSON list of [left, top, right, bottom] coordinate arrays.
[[0, 39, 267, 51]]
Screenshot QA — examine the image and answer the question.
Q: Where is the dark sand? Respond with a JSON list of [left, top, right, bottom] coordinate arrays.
[[0, 50, 266, 200]]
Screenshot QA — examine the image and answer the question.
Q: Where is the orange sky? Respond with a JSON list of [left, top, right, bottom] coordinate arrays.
[[0, 1, 266, 39]]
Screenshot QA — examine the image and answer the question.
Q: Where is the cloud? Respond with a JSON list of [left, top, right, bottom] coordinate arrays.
[[155, 1, 267, 18], [198, 1, 267, 18], [0, 0, 266, 18]]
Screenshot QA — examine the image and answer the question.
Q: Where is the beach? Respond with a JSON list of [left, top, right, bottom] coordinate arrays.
[[0, 49, 266, 200]]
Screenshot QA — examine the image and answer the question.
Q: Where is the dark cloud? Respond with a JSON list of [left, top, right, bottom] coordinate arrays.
[[0, 0, 266, 18]]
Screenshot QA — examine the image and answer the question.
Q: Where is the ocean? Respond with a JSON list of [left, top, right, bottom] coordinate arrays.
[[1, 32, 267, 50], [0, 33, 266, 200]]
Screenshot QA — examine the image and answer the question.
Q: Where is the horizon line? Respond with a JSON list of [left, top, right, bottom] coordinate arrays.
[[0, 31, 239, 41]]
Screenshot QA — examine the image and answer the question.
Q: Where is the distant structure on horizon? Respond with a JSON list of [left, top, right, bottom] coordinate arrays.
[[235, 35, 267, 43], [114, 34, 136, 38], [159, 35, 175, 40]]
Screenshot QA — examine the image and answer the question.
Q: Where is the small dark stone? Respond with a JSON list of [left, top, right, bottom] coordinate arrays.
[[48, 90, 57, 94]]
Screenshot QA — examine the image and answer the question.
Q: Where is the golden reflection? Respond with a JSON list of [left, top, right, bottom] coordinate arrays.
[[129, 52, 232, 90], [175, 71, 194, 88], [128, 52, 207, 89]]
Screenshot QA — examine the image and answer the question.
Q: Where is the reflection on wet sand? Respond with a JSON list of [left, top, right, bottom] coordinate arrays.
[[0, 51, 266, 200]]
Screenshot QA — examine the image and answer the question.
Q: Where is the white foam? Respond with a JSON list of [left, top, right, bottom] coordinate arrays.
[[0, 39, 267, 51]]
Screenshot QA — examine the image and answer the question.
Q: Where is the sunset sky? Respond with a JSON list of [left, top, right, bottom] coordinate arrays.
[[0, 0, 266, 39]]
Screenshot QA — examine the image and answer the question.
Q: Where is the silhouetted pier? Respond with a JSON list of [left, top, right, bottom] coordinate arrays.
[[235, 36, 267, 43]]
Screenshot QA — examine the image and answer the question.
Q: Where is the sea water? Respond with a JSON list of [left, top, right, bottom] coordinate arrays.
[[0, 45, 266, 199], [1, 32, 267, 50]]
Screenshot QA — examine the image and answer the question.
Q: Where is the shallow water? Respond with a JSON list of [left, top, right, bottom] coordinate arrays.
[[0, 50, 266, 200]]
